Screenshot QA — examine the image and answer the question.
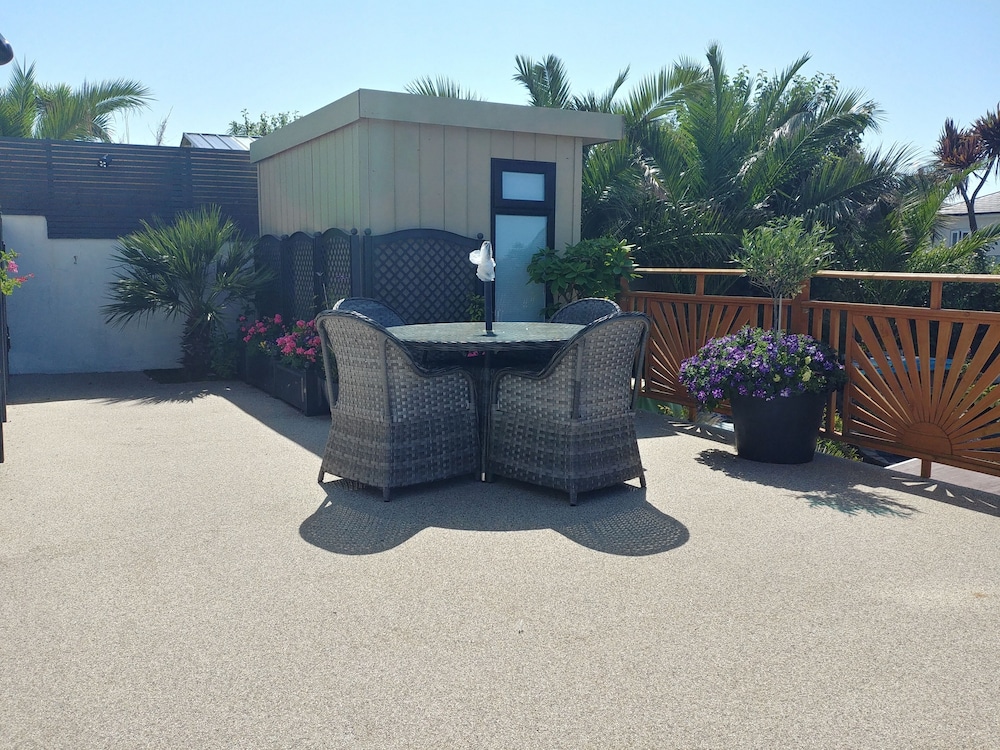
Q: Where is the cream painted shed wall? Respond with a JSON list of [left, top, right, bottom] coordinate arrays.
[[252, 89, 622, 251]]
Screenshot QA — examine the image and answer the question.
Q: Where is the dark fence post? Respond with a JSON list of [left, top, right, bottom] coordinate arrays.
[[1, 209, 7, 462], [350, 229, 364, 298], [361, 229, 374, 299], [254, 234, 282, 318]]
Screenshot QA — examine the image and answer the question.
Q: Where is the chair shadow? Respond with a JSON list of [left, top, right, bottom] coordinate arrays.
[[299, 477, 689, 557], [694, 448, 922, 518]]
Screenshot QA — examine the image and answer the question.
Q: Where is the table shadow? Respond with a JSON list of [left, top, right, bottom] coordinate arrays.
[[300, 476, 689, 557]]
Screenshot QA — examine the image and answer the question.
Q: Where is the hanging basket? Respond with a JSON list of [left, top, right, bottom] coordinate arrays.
[[729, 392, 828, 464]]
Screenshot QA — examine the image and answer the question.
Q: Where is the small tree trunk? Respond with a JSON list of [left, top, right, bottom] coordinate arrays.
[[181, 314, 213, 379]]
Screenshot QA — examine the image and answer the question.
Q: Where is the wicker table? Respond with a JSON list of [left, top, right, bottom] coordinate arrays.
[[388, 321, 584, 476], [388, 321, 581, 353]]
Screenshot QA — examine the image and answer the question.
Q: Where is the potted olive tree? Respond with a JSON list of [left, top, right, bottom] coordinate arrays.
[[679, 218, 847, 463]]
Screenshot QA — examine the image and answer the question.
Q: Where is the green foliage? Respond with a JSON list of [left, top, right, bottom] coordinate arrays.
[[630, 45, 905, 268], [526, 237, 639, 317], [0, 248, 33, 295], [844, 172, 1000, 306], [735, 218, 834, 328], [816, 410, 862, 461], [0, 60, 151, 141], [103, 205, 275, 379], [226, 109, 299, 137], [466, 293, 485, 322], [404, 76, 482, 100], [209, 329, 241, 379]]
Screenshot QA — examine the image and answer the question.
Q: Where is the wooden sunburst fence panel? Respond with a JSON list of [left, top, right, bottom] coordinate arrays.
[[623, 269, 1000, 479]]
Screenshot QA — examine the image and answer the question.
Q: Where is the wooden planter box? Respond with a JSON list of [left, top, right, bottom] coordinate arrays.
[[244, 352, 275, 394], [244, 352, 329, 417], [272, 362, 326, 417]]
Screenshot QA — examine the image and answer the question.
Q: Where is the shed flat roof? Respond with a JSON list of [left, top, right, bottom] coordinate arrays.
[[250, 89, 624, 162]]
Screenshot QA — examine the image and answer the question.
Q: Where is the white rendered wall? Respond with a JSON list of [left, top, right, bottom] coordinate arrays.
[[4, 215, 184, 374]]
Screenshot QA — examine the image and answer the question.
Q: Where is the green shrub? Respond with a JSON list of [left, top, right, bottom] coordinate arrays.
[[526, 237, 639, 318]]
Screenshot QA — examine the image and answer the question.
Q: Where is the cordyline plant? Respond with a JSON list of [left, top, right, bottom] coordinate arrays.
[[678, 326, 847, 410], [0, 248, 33, 296], [103, 205, 274, 379]]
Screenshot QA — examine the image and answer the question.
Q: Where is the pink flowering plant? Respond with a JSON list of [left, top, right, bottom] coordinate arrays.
[[239, 313, 284, 358], [1, 249, 34, 296], [678, 326, 847, 411], [275, 318, 321, 369], [239, 314, 322, 369]]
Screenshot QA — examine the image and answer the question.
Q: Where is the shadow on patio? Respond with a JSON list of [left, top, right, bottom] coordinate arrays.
[[301, 479, 689, 556]]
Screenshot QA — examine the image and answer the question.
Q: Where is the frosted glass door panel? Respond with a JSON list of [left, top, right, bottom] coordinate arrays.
[[494, 214, 547, 321]]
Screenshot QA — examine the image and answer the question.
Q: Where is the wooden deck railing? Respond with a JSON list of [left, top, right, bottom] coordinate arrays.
[[621, 269, 1000, 480]]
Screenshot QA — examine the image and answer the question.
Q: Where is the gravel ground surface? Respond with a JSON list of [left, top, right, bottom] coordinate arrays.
[[1, 372, 998, 750]]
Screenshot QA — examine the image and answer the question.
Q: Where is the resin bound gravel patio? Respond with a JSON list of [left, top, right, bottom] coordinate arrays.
[[1, 372, 998, 750]]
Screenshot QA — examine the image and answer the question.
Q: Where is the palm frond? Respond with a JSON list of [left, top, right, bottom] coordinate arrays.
[[513, 54, 572, 108], [404, 76, 481, 100]]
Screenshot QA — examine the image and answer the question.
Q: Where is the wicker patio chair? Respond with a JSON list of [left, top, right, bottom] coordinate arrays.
[[331, 297, 406, 328], [549, 297, 621, 325], [504, 297, 623, 371], [485, 312, 649, 506], [315, 310, 480, 500]]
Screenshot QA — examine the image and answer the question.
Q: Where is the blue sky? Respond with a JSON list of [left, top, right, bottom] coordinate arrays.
[[4, 0, 999, 169]]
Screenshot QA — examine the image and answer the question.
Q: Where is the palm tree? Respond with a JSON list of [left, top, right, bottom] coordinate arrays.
[[509, 54, 709, 243], [0, 60, 151, 141], [103, 206, 274, 378], [632, 45, 907, 270], [512, 54, 576, 108], [0, 60, 39, 137], [404, 75, 481, 100], [847, 173, 1000, 305]]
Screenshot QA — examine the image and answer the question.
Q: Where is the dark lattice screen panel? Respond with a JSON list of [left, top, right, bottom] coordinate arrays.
[[254, 234, 282, 317], [365, 229, 484, 324], [282, 232, 320, 322], [317, 228, 357, 311]]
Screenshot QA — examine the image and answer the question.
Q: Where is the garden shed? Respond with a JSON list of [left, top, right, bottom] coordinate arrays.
[[250, 89, 622, 321]]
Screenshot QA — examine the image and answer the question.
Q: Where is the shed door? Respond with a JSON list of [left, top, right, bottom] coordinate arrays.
[[491, 159, 555, 321]]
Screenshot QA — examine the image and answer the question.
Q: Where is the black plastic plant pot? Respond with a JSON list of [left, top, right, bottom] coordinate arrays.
[[729, 391, 828, 464]]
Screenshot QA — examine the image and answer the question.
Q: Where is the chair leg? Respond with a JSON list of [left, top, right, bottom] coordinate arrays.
[[569, 489, 578, 506], [639, 469, 646, 489], [317, 467, 326, 483], [382, 486, 391, 502]]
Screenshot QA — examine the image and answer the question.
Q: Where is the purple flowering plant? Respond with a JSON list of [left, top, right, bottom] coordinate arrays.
[[678, 326, 847, 410]]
